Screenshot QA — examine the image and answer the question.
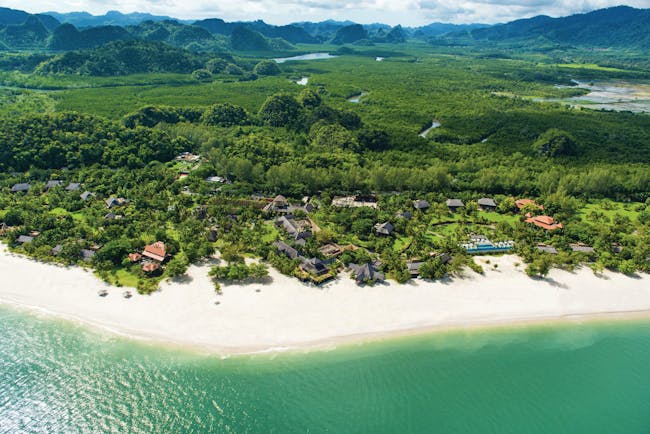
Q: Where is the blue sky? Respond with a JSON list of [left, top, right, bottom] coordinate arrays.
[[5, 0, 649, 25]]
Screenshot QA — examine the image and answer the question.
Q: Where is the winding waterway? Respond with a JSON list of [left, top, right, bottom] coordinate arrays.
[[419, 120, 441, 137], [348, 92, 368, 103]]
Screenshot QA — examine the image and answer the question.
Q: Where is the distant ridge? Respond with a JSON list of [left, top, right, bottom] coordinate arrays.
[[46, 10, 185, 27], [0, 6, 59, 30], [194, 19, 319, 44], [0, 6, 31, 25], [467, 6, 650, 48], [1, 5, 648, 51], [413, 22, 489, 38]]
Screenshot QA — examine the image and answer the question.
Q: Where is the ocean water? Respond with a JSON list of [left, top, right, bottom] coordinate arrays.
[[1, 306, 650, 433]]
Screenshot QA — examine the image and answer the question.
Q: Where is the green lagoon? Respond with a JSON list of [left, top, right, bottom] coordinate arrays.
[[2, 305, 650, 433]]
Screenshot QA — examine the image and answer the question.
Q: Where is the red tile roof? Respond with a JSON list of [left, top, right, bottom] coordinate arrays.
[[525, 215, 563, 230], [128, 253, 142, 262], [142, 241, 166, 262], [142, 262, 160, 273], [516, 199, 544, 210]]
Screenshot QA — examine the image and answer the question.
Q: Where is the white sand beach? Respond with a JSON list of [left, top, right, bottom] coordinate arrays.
[[1, 245, 650, 354]]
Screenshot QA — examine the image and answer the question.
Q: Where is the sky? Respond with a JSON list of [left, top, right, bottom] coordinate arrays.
[[3, 0, 649, 26]]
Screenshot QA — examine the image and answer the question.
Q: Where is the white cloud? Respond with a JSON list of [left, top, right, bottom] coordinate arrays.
[[4, 0, 649, 25]]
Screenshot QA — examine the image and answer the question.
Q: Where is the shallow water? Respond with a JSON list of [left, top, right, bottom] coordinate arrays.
[[419, 120, 442, 137], [348, 91, 368, 103], [2, 305, 650, 433], [546, 81, 650, 112], [274, 53, 337, 64]]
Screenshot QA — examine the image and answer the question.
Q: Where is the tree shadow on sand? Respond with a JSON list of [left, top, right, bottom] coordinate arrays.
[[530, 275, 569, 290], [169, 274, 194, 285]]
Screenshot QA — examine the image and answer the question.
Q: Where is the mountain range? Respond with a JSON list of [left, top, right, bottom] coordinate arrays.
[[465, 6, 650, 48], [0, 5, 648, 52], [45, 10, 185, 27]]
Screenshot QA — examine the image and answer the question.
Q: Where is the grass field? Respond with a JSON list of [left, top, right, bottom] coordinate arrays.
[[577, 201, 642, 223], [393, 236, 412, 253], [0, 72, 196, 90], [556, 63, 630, 73], [55, 76, 300, 118], [261, 222, 280, 243], [480, 212, 519, 224], [110, 267, 140, 288]]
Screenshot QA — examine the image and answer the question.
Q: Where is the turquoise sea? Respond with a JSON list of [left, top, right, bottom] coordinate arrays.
[[1, 305, 650, 433]]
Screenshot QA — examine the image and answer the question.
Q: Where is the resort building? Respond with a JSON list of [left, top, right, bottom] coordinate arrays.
[[525, 215, 563, 230], [142, 262, 160, 273], [142, 241, 167, 262], [263, 195, 290, 213], [17, 235, 34, 244], [66, 183, 81, 191], [407, 261, 425, 277], [477, 198, 497, 211], [446, 199, 465, 212], [10, 183, 30, 193], [175, 152, 201, 162], [207, 226, 220, 242], [106, 197, 127, 208], [80, 191, 94, 201], [276, 216, 312, 241], [413, 200, 430, 210], [318, 243, 343, 258], [264, 195, 317, 214], [374, 222, 395, 236], [536, 244, 558, 254], [273, 241, 299, 260], [80, 249, 96, 262], [332, 195, 378, 208], [516, 199, 544, 211], [272, 240, 333, 282], [45, 180, 63, 190], [300, 257, 329, 276], [128, 253, 143, 262], [396, 211, 413, 220], [429, 252, 452, 264], [349, 262, 384, 284], [193, 206, 208, 220], [570, 244, 595, 254]]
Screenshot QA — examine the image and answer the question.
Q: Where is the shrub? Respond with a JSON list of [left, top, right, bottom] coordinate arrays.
[[253, 60, 280, 76]]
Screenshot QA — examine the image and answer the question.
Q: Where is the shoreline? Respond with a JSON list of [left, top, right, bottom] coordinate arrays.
[[2, 246, 650, 356], [4, 297, 650, 357]]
